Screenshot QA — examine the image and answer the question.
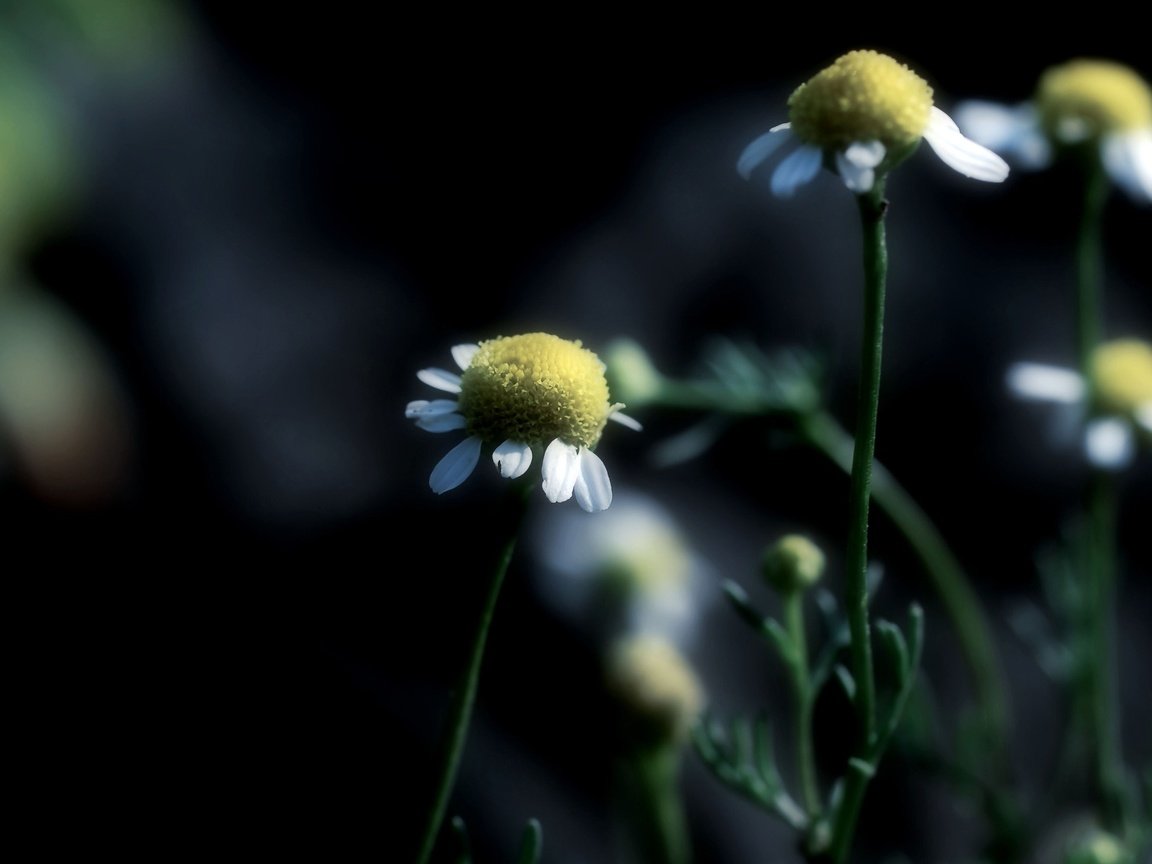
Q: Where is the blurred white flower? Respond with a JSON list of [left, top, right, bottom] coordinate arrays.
[[955, 58, 1152, 203], [530, 490, 715, 646], [1007, 339, 1152, 470]]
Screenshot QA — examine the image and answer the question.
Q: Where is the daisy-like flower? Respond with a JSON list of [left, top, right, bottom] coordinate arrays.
[[737, 49, 1009, 197], [405, 332, 641, 512], [955, 58, 1152, 203], [1007, 338, 1152, 470], [530, 489, 715, 646]]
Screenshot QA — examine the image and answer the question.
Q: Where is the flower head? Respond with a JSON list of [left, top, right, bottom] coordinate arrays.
[[955, 59, 1152, 202], [1007, 338, 1152, 470], [738, 49, 1009, 196], [529, 489, 715, 645], [762, 533, 826, 594], [406, 332, 640, 511], [605, 633, 704, 743]]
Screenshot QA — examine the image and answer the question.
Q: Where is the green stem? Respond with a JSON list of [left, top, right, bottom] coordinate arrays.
[[618, 745, 692, 864], [415, 486, 530, 864], [1074, 152, 1125, 832], [828, 182, 887, 864], [783, 591, 820, 817], [1075, 156, 1107, 380], [799, 410, 1009, 760], [1088, 465, 1124, 829]]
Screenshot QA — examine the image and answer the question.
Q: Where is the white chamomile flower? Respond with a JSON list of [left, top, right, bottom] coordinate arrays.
[[737, 49, 1009, 197], [405, 332, 641, 512], [955, 58, 1152, 203], [530, 490, 714, 646], [1007, 338, 1152, 470]]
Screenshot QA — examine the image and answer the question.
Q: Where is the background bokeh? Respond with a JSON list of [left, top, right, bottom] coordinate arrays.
[[5, 3, 1149, 861]]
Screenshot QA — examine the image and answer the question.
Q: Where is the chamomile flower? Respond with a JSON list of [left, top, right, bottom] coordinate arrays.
[[530, 489, 715, 646], [955, 59, 1152, 202], [1007, 338, 1152, 470], [605, 633, 705, 743], [405, 332, 641, 512], [737, 49, 1009, 197]]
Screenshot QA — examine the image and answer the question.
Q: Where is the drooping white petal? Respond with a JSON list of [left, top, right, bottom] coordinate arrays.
[[608, 410, 643, 431], [541, 439, 581, 503], [736, 125, 793, 179], [952, 100, 1052, 169], [1084, 417, 1135, 470], [771, 143, 823, 198], [451, 343, 480, 370], [406, 399, 467, 431], [1102, 129, 1152, 204], [1006, 362, 1086, 403], [417, 367, 463, 394], [923, 106, 1011, 182], [836, 140, 886, 193], [429, 435, 482, 493], [492, 440, 533, 479], [573, 448, 613, 512]]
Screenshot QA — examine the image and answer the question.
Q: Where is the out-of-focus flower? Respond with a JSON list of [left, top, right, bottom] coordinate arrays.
[[530, 490, 715, 646], [955, 58, 1152, 203], [1007, 338, 1152, 470], [605, 633, 705, 744], [737, 49, 1009, 197], [406, 332, 640, 512]]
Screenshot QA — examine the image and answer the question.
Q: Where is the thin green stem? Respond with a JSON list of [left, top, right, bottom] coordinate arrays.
[[415, 485, 531, 864], [845, 183, 886, 746], [828, 182, 888, 864], [783, 591, 820, 817], [618, 745, 692, 864], [799, 410, 1009, 758], [1088, 466, 1124, 829], [1075, 156, 1108, 380], [1074, 152, 1125, 832]]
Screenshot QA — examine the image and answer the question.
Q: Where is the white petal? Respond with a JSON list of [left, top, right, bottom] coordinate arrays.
[[736, 126, 792, 179], [836, 140, 886, 193], [923, 106, 1010, 182], [541, 439, 581, 503], [429, 436, 482, 493], [417, 367, 463, 394], [1006, 362, 1085, 403], [406, 399, 467, 432], [608, 410, 643, 431], [492, 440, 533, 479], [573, 448, 613, 512], [405, 398, 460, 418], [415, 412, 468, 432], [951, 100, 1052, 169], [451, 344, 480, 370], [1102, 129, 1152, 204], [1085, 417, 1135, 470], [771, 143, 823, 198]]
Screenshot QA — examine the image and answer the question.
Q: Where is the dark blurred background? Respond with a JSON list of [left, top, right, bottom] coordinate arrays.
[[3, 3, 1149, 861]]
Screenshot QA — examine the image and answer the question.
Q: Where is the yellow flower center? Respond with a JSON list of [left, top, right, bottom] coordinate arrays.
[[1037, 59, 1152, 140], [1091, 339, 1152, 414], [788, 50, 934, 151], [457, 332, 613, 449]]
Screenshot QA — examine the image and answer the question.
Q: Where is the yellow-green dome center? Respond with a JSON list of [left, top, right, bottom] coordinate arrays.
[[1037, 59, 1152, 139], [788, 50, 934, 150], [457, 332, 612, 449], [1091, 339, 1152, 415]]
